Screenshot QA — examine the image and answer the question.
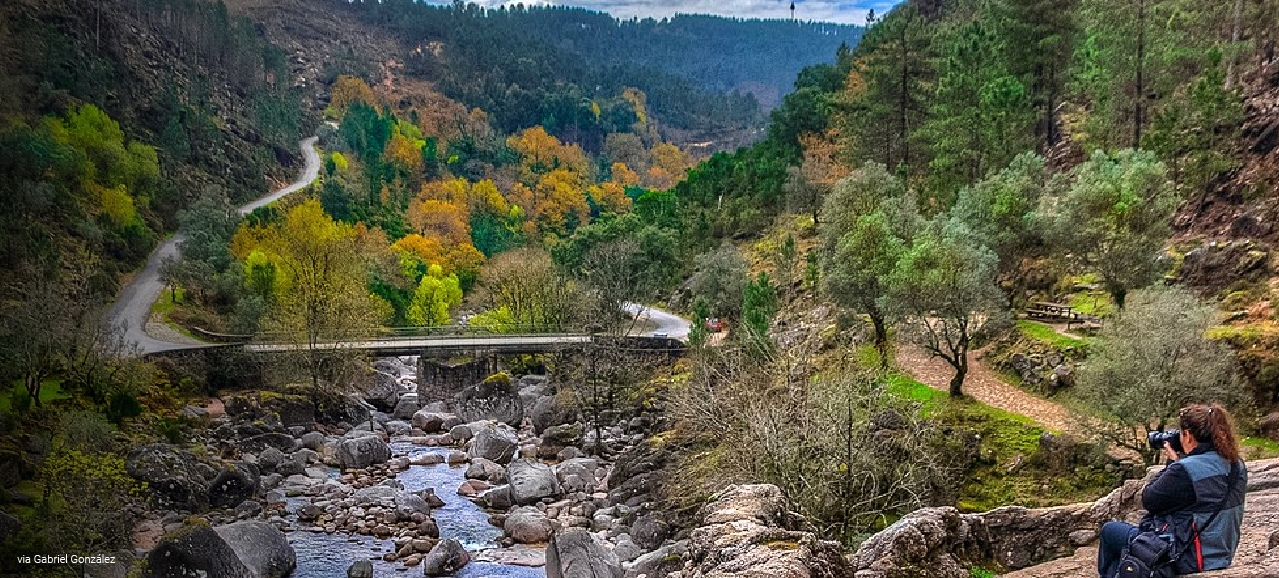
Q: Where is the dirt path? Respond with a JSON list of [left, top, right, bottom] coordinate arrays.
[[895, 344, 1081, 434]]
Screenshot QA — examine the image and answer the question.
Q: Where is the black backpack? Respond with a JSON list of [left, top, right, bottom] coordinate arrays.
[[1113, 462, 1239, 578]]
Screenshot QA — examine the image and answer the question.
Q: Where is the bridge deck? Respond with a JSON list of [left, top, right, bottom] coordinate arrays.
[[242, 333, 595, 356]]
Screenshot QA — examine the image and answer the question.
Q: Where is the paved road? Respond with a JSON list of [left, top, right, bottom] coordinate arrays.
[[108, 137, 321, 355], [623, 302, 693, 340]]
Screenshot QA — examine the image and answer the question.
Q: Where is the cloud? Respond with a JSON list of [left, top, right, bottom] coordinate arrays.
[[452, 0, 901, 25]]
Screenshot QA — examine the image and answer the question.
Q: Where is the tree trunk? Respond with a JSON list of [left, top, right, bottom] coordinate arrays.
[[871, 314, 889, 370], [948, 361, 967, 398], [1225, 0, 1245, 89], [1133, 0, 1147, 148]]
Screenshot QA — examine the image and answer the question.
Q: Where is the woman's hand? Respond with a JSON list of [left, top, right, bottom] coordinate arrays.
[[1162, 442, 1180, 462]]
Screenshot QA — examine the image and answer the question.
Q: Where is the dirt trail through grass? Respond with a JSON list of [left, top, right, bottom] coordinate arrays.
[[895, 344, 1082, 435]]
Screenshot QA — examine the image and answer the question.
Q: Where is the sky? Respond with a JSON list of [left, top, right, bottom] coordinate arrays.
[[459, 0, 902, 25]]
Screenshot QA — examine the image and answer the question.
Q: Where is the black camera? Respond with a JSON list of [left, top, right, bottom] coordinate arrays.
[[1148, 429, 1184, 454]]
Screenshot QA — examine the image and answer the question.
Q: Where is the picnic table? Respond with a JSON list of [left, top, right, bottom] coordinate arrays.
[[1026, 302, 1081, 322]]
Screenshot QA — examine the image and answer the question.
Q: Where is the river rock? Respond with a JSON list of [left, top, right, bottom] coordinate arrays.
[[209, 465, 258, 509], [395, 492, 432, 518], [505, 506, 553, 544], [337, 436, 391, 470], [126, 444, 208, 511], [385, 420, 412, 436], [366, 371, 401, 412], [213, 520, 297, 578], [300, 432, 325, 451], [455, 376, 524, 426], [478, 485, 513, 510], [411, 411, 447, 433], [348, 560, 374, 578], [144, 523, 252, 578], [530, 393, 577, 434], [465, 458, 507, 482], [468, 422, 518, 464], [421, 538, 470, 576], [393, 393, 421, 420], [546, 528, 621, 578], [241, 433, 300, 454], [449, 424, 473, 442], [257, 448, 284, 471], [508, 459, 562, 505]]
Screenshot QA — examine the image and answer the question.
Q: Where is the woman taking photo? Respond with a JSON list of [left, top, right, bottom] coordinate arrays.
[[1097, 403, 1248, 577]]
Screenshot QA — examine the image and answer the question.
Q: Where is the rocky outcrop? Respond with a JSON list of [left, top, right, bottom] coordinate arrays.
[[663, 484, 852, 578], [336, 436, 391, 470], [547, 528, 622, 578], [213, 521, 297, 578], [455, 375, 524, 426], [468, 421, 519, 464], [856, 459, 1279, 578], [364, 371, 401, 412]]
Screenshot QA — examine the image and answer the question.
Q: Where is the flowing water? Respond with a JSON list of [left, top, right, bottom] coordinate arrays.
[[285, 441, 546, 577]]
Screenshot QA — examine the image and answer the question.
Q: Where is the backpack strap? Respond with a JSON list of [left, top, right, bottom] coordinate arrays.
[[1171, 460, 1240, 564]]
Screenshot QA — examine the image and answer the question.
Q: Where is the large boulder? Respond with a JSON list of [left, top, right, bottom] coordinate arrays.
[[546, 528, 621, 578], [455, 374, 524, 426], [126, 444, 208, 511], [365, 371, 401, 412], [670, 484, 851, 578], [209, 465, 259, 509], [393, 393, 422, 420], [507, 459, 562, 505], [504, 506, 553, 544], [411, 411, 448, 433], [530, 392, 577, 434], [348, 560, 374, 578], [467, 422, 518, 464], [336, 436, 391, 470], [145, 523, 251, 577], [239, 433, 300, 455], [213, 521, 297, 578], [421, 538, 470, 576]]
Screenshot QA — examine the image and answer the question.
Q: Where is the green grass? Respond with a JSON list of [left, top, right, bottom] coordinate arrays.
[[1016, 320, 1088, 350], [1067, 291, 1115, 318], [0, 379, 70, 411], [150, 284, 185, 317], [1242, 436, 1279, 460], [885, 372, 1117, 512]]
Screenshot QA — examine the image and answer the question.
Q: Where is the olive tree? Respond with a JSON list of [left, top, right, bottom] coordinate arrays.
[[688, 245, 749, 320], [1040, 149, 1178, 307], [1075, 285, 1247, 461], [885, 225, 1009, 397], [819, 163, 919, 366]]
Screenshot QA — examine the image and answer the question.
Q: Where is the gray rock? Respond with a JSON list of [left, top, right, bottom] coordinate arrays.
[[455, 379, 524, 426], [530, 394, 576, 434], [412, 411, 448, 433], [546, 528, 621, 578], [126, 444, 208, 511], [449, 424, 474, 442], [468, 422, 518, 464], [144, 522, 252, 578], [354, 485, 398, 505], [394, 492, 432, 518], [505, 506, 553, 544], [300, 432, 325, 451], [478, 485, 513, 510], [235, 500, 264, 519], [258, 448, 285, 470], [214, 520, 297, 578], [348, 560, 374, 578], [365, 371, 401, 412], [507, 460, 562, 505], [465, 458, 507, 482], [624, 542, 687, 578], [421, 538, 470, 576], [336, 436, 391, 470], [393, 393, 421, 420], [209, 466, 258, 509], [384, 420, 412, 436]]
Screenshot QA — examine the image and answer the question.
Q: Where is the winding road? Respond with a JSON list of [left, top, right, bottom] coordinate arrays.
[[108, 137, 321, 355], [623, 303, 693, 340]]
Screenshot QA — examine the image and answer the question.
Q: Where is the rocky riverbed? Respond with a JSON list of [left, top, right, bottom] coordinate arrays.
[[121, 355, 666, 577]]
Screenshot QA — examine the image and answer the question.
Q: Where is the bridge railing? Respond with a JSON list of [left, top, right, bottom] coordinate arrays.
[[243, 324, 590, 345]]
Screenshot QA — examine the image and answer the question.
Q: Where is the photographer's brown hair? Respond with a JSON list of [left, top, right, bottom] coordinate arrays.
[[1179, 403, 1241, 463]]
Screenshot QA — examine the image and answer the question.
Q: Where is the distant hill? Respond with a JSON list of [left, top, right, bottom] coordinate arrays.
[[496, 8, 865, 110]]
